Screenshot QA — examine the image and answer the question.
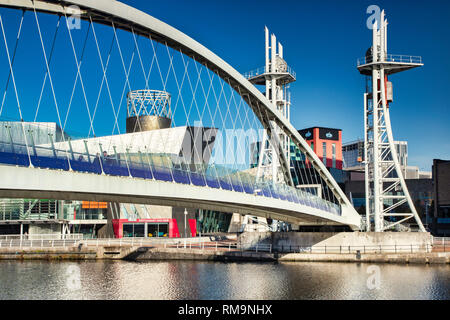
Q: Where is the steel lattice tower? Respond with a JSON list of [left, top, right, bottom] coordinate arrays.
[[357, 10, 425, 232], [247, 26, 296, 184]]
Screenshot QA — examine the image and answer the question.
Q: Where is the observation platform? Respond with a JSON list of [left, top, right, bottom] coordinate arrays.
[[243, 65, 296, 86], [357, 54, 423, 76]]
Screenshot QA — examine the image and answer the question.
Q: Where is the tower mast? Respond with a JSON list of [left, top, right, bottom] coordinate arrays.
[[247, 26, 296, 184], [357, 10, 425, 232]]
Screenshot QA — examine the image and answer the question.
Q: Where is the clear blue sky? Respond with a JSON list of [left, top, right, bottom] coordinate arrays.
[[124, 0, 450, 171], [0, 1, 448, 171]]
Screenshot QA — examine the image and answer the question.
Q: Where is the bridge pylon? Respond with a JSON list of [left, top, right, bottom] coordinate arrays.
[[245, 26, 296, 185], [357, 9, 425, 232]]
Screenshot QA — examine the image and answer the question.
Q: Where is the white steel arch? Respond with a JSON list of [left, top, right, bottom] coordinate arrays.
[[0, 0, 361, 229]]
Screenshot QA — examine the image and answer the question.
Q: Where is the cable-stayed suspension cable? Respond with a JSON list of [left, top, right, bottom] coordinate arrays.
[[0, 10, 24, 118], [0, 13, 32, 166]]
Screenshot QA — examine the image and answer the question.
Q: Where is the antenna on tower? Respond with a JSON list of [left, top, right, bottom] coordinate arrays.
[[357, 9, 425, 232]]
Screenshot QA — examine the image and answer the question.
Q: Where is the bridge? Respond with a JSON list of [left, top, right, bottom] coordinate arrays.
[[0, 0, 361, 230]]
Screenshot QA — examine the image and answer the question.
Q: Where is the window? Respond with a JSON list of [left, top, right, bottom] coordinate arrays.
[[332, 143, 336, 168], [123, 224, 134, 238], [322, 142, 327, 165], [147, 223, 169, 237], [123, 223, 145, 237]]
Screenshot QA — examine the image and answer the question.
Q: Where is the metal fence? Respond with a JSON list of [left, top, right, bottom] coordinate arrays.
[[269, 244, 436, 254], [432, 237, 450, 253], [357, 54, 422, 66], [0, 237, 448, 254], [0, 233, 84, 240], [243, 65, 297, 80], [0, 239, 80, 248]]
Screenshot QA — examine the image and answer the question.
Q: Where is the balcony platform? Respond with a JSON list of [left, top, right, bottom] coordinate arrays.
[[357, 54, 423, 76], [244, 66, 296, 85]]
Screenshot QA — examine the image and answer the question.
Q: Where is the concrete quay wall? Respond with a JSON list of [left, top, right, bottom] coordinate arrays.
[[0, 246, 448, 264], [0, 247, 99, 260], [0, 246, 276, 262], [278, 252, 450, 264], [127, 247, 276, 262], [239, 232, 433, 253]]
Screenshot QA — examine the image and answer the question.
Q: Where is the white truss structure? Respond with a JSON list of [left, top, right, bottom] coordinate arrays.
[[247, 27, 295, 185], [127, 89, 171, 118], [357, 10, 425, 232]]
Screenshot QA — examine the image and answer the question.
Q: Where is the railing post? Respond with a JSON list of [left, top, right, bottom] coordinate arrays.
[[10, 240, 12, 248], [339, 245, 341, 254], [411, 244, 413, 253], [215, 242, 218, 251], [41, 239, 43, 248]]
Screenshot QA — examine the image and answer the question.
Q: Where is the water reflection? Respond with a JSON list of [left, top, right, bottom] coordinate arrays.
[[0, 261, 448, 300]]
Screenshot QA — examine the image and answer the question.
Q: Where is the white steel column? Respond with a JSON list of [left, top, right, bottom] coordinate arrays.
[[255, 27, 293, 185], [363, 92, 370, 231], [371, 20, 382, 231]]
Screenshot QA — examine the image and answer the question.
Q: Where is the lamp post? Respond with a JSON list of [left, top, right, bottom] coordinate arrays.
[[184, 208, 188, 238]]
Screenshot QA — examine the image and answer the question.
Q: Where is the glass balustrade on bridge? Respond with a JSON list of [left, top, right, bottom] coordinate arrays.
[[0, 140, 341, 216]]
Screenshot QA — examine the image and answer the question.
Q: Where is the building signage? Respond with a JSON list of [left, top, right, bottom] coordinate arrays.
[[298, 128, 340, 141], [298, 129, 313, 140], [319, 128, 340, 141]]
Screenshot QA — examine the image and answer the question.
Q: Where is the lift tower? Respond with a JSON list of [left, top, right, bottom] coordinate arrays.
[[246, 27, 296, 184], [357, 10, 425, 232]]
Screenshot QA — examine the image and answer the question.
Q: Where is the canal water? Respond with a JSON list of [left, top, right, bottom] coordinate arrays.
[[0, 260, 449, 300]]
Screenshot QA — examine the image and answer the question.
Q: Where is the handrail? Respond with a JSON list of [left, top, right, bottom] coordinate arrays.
[[0, 238, 445, 254], [0, 233, 83, 240], [357, 54, 423, 66], [243, 65, 297, 80]]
